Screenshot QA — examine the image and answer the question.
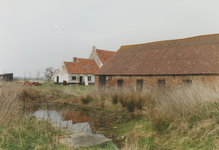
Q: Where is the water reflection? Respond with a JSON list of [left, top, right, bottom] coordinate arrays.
[[32, 109, 118, 149], [24, 104, 127, 149], [63, 110, 111, 131], [32, 110, 93, 133]]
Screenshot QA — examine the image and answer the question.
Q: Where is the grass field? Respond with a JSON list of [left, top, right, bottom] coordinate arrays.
[[1, 81, 219, 149]]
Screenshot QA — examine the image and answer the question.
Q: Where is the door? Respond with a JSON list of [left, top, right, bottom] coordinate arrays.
[[136, 79, 143, 91], [56, 76, 59, 84], [99, 76, 106, 90], [80, 76, 83, 85], [117, 79, 123, 89]]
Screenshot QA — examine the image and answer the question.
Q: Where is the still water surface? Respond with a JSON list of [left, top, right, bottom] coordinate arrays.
[[25, 104, 128, 149], [32, 110, 103, 136]]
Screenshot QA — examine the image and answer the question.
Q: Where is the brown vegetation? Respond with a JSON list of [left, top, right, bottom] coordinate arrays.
[[0, 82, 68, 149], [2, 81, 219, 149], [19, 81, 41, 86], [80, 94, 94, 104], [79, 82, 219, 119]]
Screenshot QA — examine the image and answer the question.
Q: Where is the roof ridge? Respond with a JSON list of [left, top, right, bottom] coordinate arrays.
[[121, 43, 219, 51], [121, 33, 219, 48], [96, 49, 115, 52], [77, 58, 94, 60], [64, 59, 96, 64]]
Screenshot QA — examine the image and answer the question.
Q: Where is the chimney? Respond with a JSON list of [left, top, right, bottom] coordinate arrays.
[[73, 57, 77, 63], [93, 46, 96, 52]]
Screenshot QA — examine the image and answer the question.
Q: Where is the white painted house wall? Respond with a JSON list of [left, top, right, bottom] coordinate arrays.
[[54, 46, 105, 85], [54, 62, 95, 85], [54, 62, 68, 83], [89, 46, 103, 68], [67, 74, 95, 85]]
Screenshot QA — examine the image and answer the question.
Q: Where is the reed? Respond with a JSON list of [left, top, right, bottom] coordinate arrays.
[[120, 82, 219, 149], [0, 82, 70, 149], [3, 81, 219, 149]]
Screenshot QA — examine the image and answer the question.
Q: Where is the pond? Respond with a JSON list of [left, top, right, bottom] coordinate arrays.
[[23, 103, 141, 149]]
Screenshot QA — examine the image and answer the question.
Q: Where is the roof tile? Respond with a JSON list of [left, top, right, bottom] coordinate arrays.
[[95, 34, 219, 75], [96, 49, 115, 64], [65, 58, 99, 74]]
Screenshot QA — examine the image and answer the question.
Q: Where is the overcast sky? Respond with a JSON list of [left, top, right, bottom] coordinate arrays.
[[1, 0, 219, 77]]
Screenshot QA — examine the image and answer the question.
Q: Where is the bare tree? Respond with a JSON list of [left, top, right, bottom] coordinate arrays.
[[44, 67, 57, 83], [29, 72, 31, 81], [24, 72, 26, 81], [36, 70, 41, 82]]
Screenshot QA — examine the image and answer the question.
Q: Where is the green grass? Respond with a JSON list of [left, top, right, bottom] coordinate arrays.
[[117, 120, 143, 137], [0, 117, 70, 150], [111, 109, 219, 149]]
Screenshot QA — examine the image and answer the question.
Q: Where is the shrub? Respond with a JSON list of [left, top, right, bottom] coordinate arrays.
[[136, 98, 143, 110], [119, 96, 126, 107], [151, 114, 169, 132], [112, 93, 118, 104], [80, 94, 93, 104], [116, 91, 145, 112], [126, 100, 135, 112], [99, 101, 105, 109], [19, 88, 40, 102]]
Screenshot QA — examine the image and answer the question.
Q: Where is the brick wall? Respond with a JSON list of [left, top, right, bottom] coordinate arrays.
[[95, 75, 219, 89], [95, 76, 99, 89]]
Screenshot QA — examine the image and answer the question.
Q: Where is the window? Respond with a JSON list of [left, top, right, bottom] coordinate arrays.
[[72, 76, 76, 80], [158, 79, 165, 87], [88, 76, 92, 81], [183, 79, 192, 86], [136, 79, 143, 91], [117, 79, 123, 89], [84, 65, 89, 69]]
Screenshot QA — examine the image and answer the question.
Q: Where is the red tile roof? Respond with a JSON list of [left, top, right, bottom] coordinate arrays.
[[65, 58, 99, 74], [96, 49, 115, 64], [95, 34, 219, 75]]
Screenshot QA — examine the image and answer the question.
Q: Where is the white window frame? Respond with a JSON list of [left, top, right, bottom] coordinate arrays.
[[72, 76, 77, 80]]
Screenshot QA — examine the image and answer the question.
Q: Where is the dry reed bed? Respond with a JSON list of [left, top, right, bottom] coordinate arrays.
[[4, 82, 219, 120], [81, 83, 219, 119], [2, 81, 219, 149], [79, 83, 219, 149]]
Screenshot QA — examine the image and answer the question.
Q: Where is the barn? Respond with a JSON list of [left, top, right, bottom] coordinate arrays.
[[94, 34, 219, 90], [0, 73, 13, 82]]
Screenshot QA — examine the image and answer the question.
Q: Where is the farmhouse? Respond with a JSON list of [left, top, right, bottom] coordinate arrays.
[[95, 34, 219, 90], [0, 73, 13, 82], [89, 46, 115, 68], [54, 46, 115, 85]]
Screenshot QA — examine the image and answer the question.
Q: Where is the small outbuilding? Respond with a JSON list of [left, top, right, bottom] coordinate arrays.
[[94, 34, 219, 90], [0, 73, 13, 82]]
